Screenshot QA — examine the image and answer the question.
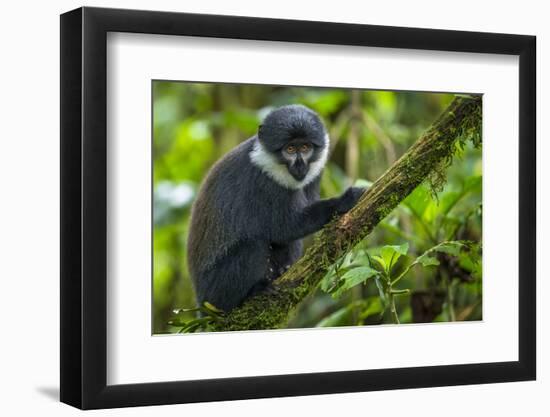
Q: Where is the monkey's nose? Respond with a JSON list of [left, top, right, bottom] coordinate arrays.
[[290, 161, 308, 180]]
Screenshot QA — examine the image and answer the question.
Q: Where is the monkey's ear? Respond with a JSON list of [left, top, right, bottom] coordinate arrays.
[[258, 124, 263, 138]]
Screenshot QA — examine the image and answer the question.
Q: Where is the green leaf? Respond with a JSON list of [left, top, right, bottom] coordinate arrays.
[[374, 277, 388, 307], [416, 254, 440, 267], [181, 322, 202, 333], [340, 251, 359, 268], [358, 297, 383, 320], [331, 266, 379, 298], [438, 190, 461, 216], [403, 185, 431, 218], [315, 306, 353, 327], [203, 301, 224, 314], [392, 240, 477, 287], [435, 241, 464, 256], [463, 175, 482, 193], [439, 175, 481, 216], [380, 243, 409, 271], [172, 307, 201, 314], [342, 266, 379, 286], [319, 253, 355, 293], [319, 267, 336, 292], [371, 255, 387, 272], [316, 299, 384, 327]]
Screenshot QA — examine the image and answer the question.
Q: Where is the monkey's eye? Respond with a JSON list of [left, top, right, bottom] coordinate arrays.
[[299, 144, 311, 153], [286, 145, 297, 154]]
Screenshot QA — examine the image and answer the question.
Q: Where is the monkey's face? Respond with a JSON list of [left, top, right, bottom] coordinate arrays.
[[280, 140, 317, 181], [253, 104, 330, 189]]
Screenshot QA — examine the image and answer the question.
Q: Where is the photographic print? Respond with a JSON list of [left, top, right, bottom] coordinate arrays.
[[61, 8, 535, 408], [152, 82, 482, 334]]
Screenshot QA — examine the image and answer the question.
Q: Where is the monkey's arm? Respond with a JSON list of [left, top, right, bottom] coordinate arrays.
[[271, 187, 364, 244]]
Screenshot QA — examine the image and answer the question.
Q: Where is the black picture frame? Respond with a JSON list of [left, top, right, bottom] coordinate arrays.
[[60, 6, 536, 410]]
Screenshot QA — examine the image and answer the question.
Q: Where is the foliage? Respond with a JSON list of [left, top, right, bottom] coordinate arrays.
[[168, 302, 225, 333], [320, 240, 481, 324], [153, 82, 482, 334]]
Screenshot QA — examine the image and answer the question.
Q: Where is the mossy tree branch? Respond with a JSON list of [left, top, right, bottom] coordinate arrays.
[[211, 96, 482, 331]]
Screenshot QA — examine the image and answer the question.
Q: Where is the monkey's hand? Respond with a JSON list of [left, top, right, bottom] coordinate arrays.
[[248, 279, 279, 299], [336, 187, 365, 214]]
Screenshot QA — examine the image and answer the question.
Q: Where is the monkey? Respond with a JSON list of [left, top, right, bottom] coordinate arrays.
[[187, 104, 364, 312]]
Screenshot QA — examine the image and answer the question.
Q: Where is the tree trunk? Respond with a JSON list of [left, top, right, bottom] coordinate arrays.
[[211, 96, 482, 331]]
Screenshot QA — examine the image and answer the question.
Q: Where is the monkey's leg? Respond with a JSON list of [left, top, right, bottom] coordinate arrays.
[[198, 242, 271, 312], [268, 240, 303, 277]]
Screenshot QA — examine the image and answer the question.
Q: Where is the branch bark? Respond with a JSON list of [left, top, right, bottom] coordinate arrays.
[[211, 96, 482, 331]]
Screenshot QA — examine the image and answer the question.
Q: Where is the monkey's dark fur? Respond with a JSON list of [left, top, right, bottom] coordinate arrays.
[[188, 105, 363, 312]]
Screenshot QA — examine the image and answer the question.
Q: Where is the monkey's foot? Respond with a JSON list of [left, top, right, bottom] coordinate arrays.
[[248, 280, 279, 298]]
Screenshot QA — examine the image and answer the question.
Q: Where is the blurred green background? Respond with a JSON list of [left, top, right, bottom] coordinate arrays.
[[153, 81, 482, 334]]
